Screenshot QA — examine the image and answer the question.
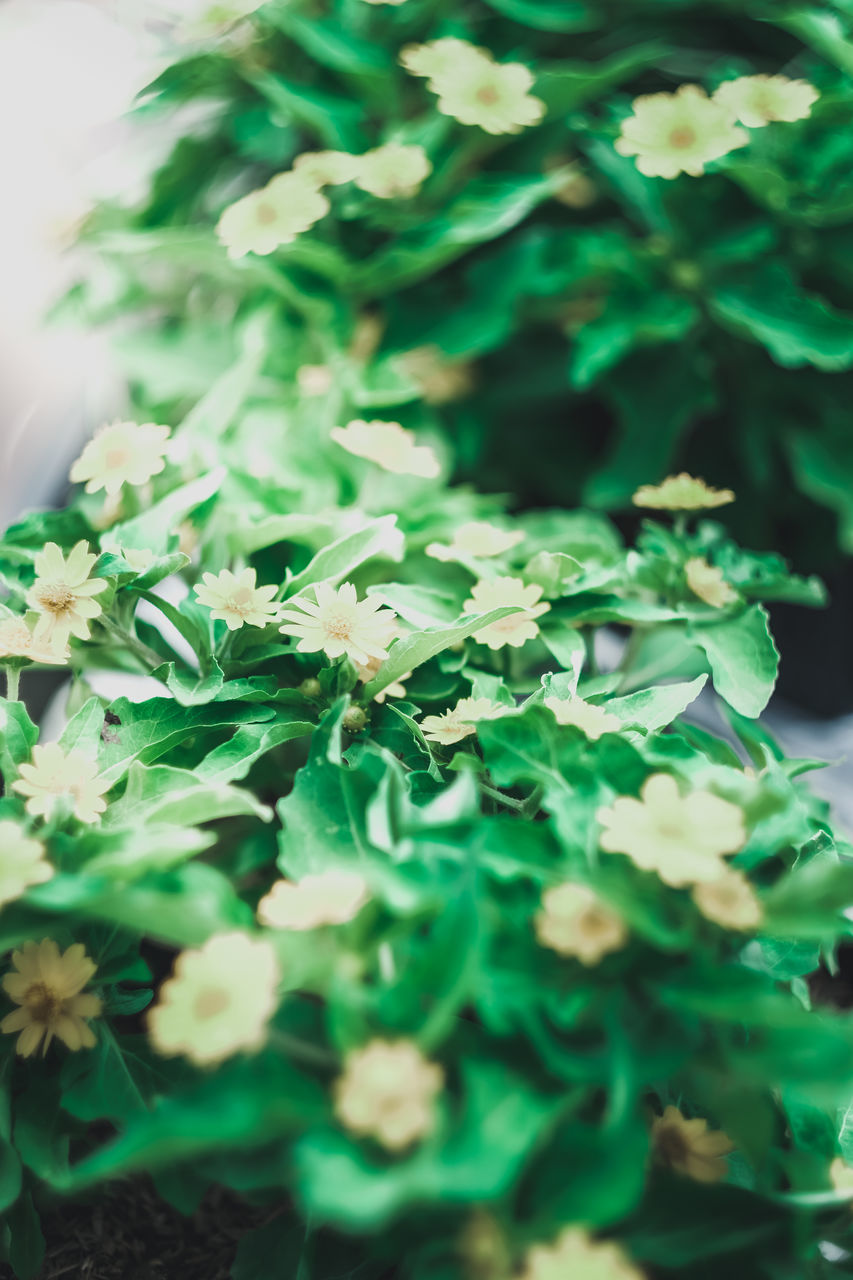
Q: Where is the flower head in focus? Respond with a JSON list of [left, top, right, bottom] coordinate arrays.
[[331, 419, 440, 478], [535, 882, 628, 966], [596, 773, 745, 887], [1, 940, 101, 1057], [420, 696, 507, 745], [0, 616, 69, 666], [13, 744, 110, 824], [69, 422, 171, 497], [279, 582, 398, 665], [217, 174, 330, 258], [685, 557, 738, 608], [714, 75, 818, 128], [652, 1105, 735, 1182], [520, 1227, 644, 1280], [26, 542, 108, 651], [615, 85, 748, 178], [194, 568, 280, 630], [258, 870, 370, 930], [0, 822, 53, 906], [693, 867, 762, 930], [334, 1039, 443, 1150], [544, 695, 622, 740], [355, 143, 432, 198], [426, 521, 523, 562], [463, 576, 549, 650], [148, 932, 280, 1066], [632, 473, 735, 510]]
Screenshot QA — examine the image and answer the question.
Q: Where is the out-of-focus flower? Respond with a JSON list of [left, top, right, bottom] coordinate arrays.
[[217, 174, 330, 258], [1, 940, 101, 1057], [651, 1105, 735, 1182], [0, 822, 53, 906], [520, 1227, 643, 1280], [693, 868, 762, 930], [355, 143, 432, 198], [292, 150, 361, 187], [597, 773, 745, 887], [26, 542, 108, 651], [148, 932, 280, 1066], [398, 346, 475, 405], [13, 744, 110, 824], [632, 473, 735, 510], [419, 696, 507, 745], [0, 616, 69, 666], [258, 871, 370, 930], [535, 882, 628, 965], [70, 421, 171, 496], [399, 37, 481, 83], [334, 1039, 444, 1150], [544, 695, 622, 740], [194, 568, 280, 630], [685, 557, 738, 607], [402, 39, 544, 134], [714, 75, 818, 128], [426, 521, 522, 562], [463, 576, 549, 650], [615, 85, 748, 178], [297, 364, 334, 397], [331, 419, 440, 478], [829, 1157, 853, 1195], [279, 582, 398, 665]]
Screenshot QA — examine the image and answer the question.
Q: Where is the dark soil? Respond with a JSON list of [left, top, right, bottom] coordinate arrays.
[[0, 1181, 273, 1280]]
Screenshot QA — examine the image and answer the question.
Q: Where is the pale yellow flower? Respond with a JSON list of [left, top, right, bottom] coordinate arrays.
[[615, 85, 748, 179], [13, 743, 111, 825], [258, 870, 370, 930], [297, 364, 334, 397], [535, 882, 628, 966], [217, 174, 330, 258], [420, 696, 507, 746], [714, 75, 818, 128], [100, 541, 157, 574], [597, 773, 745, 887], [26, 541, 108, 651], [292, 150, 361, 187], [685, 557, 738, 608], [652, 1105, 735, 1182], [148, 932, 280, 1067], [425, 520, 523, 562], [194, 567, 280, 630], [331, 419, 440, 478], [1, 940, 101, 1057], [397, 345, 475, 405], [520, 1227, 643, 1280], [632, 472, 735, 510], [334, 1039, 443, 1150], [544, 695, 622, 740], [69, 421, 171, 497], [829, 1157, 853, 1195], [692, 868, 762, 931], [463, 576, 549, 650], [400, 37, 480, 84], [279, 581, 398, 666], [0, 821, 53, 906], [356, 143, 432, 199], [0, 616, 69, 666], [354, 646, 410, 703], [436, 56, 544, 135]]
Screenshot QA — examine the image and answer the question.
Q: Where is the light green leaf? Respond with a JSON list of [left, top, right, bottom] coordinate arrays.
[[687, 606, 779, 719], [362, 609, 521, 699], [285, 516, 404, 597]]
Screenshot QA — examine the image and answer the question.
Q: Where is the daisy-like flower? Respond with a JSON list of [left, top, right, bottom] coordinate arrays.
[[194, 568, 280, 631], [0, 821, 53, 907], [26, 541, 108, 651], [69, 421, 171, 497], [520, 1227, 643, 1280], [0, 616, 69, 666], [331, 419, 440, 479], [1, 940, 101, 1057], [279, 582, 397, 666], [12, 743, 111, 824], [685, 557, 738, 608], [400, 37, 480, 84], [693, 867, 762, 931], [334, 1038, 444, 1150], [148, 932, 280, 1067], [632, 472, 735, 510], [292, 150, 361, 187], [544, 695, 622, 740], [463, 576, 550, 650], [419, 696, 507, 746], [535, 882, 628, 966], [714, 74, 818, 128], [829, 1157, 853, 1195], [397, 345, 475, 405], [257, 870, 370, 930], [597, 773, 745, 887], [100, 540, 157, 575], [651, 1105, 735, 1183], [217, 173, 330, 259], [615, 84, 748, 179], [425, 520, 523, 562], [355, 143, 432, 199], [402, 39, 544, 135]]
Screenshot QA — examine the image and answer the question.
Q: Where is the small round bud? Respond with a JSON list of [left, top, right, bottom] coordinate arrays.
[[342, 706, 369, 734], [299, 677, 323, 699]]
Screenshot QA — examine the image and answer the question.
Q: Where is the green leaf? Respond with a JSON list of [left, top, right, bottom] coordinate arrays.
[[568, 290, 699, 389], [104, 762, 272, 827], [687, 606, 779, 719], [0, 698, 38, 786], [5, 1192, 45, 1280], [481, 0, 597, 30], [196, 713, 315, 786], [606, 676, 708, 733], [109, 469, 225, 559], [362, 608, 522, 699], [285, 516, 404, 597]]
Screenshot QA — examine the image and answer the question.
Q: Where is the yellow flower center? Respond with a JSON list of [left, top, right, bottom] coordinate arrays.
[[256, 201, 278, 226], [224, 590, 254, 618], [323, 611, 355, 641], [37, 584, 76, 616], [23, 982, 62, 1023], [669, 126, 697, 150], [105, 447, 129, 470], [476, 84, 500, 106], [193, 986, 231, 1020]]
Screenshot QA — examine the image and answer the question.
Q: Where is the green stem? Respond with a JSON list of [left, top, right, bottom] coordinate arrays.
[[98, 616, 165, 673], [268, 1029, 337, 1069], [5, 668, 20, 702]]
